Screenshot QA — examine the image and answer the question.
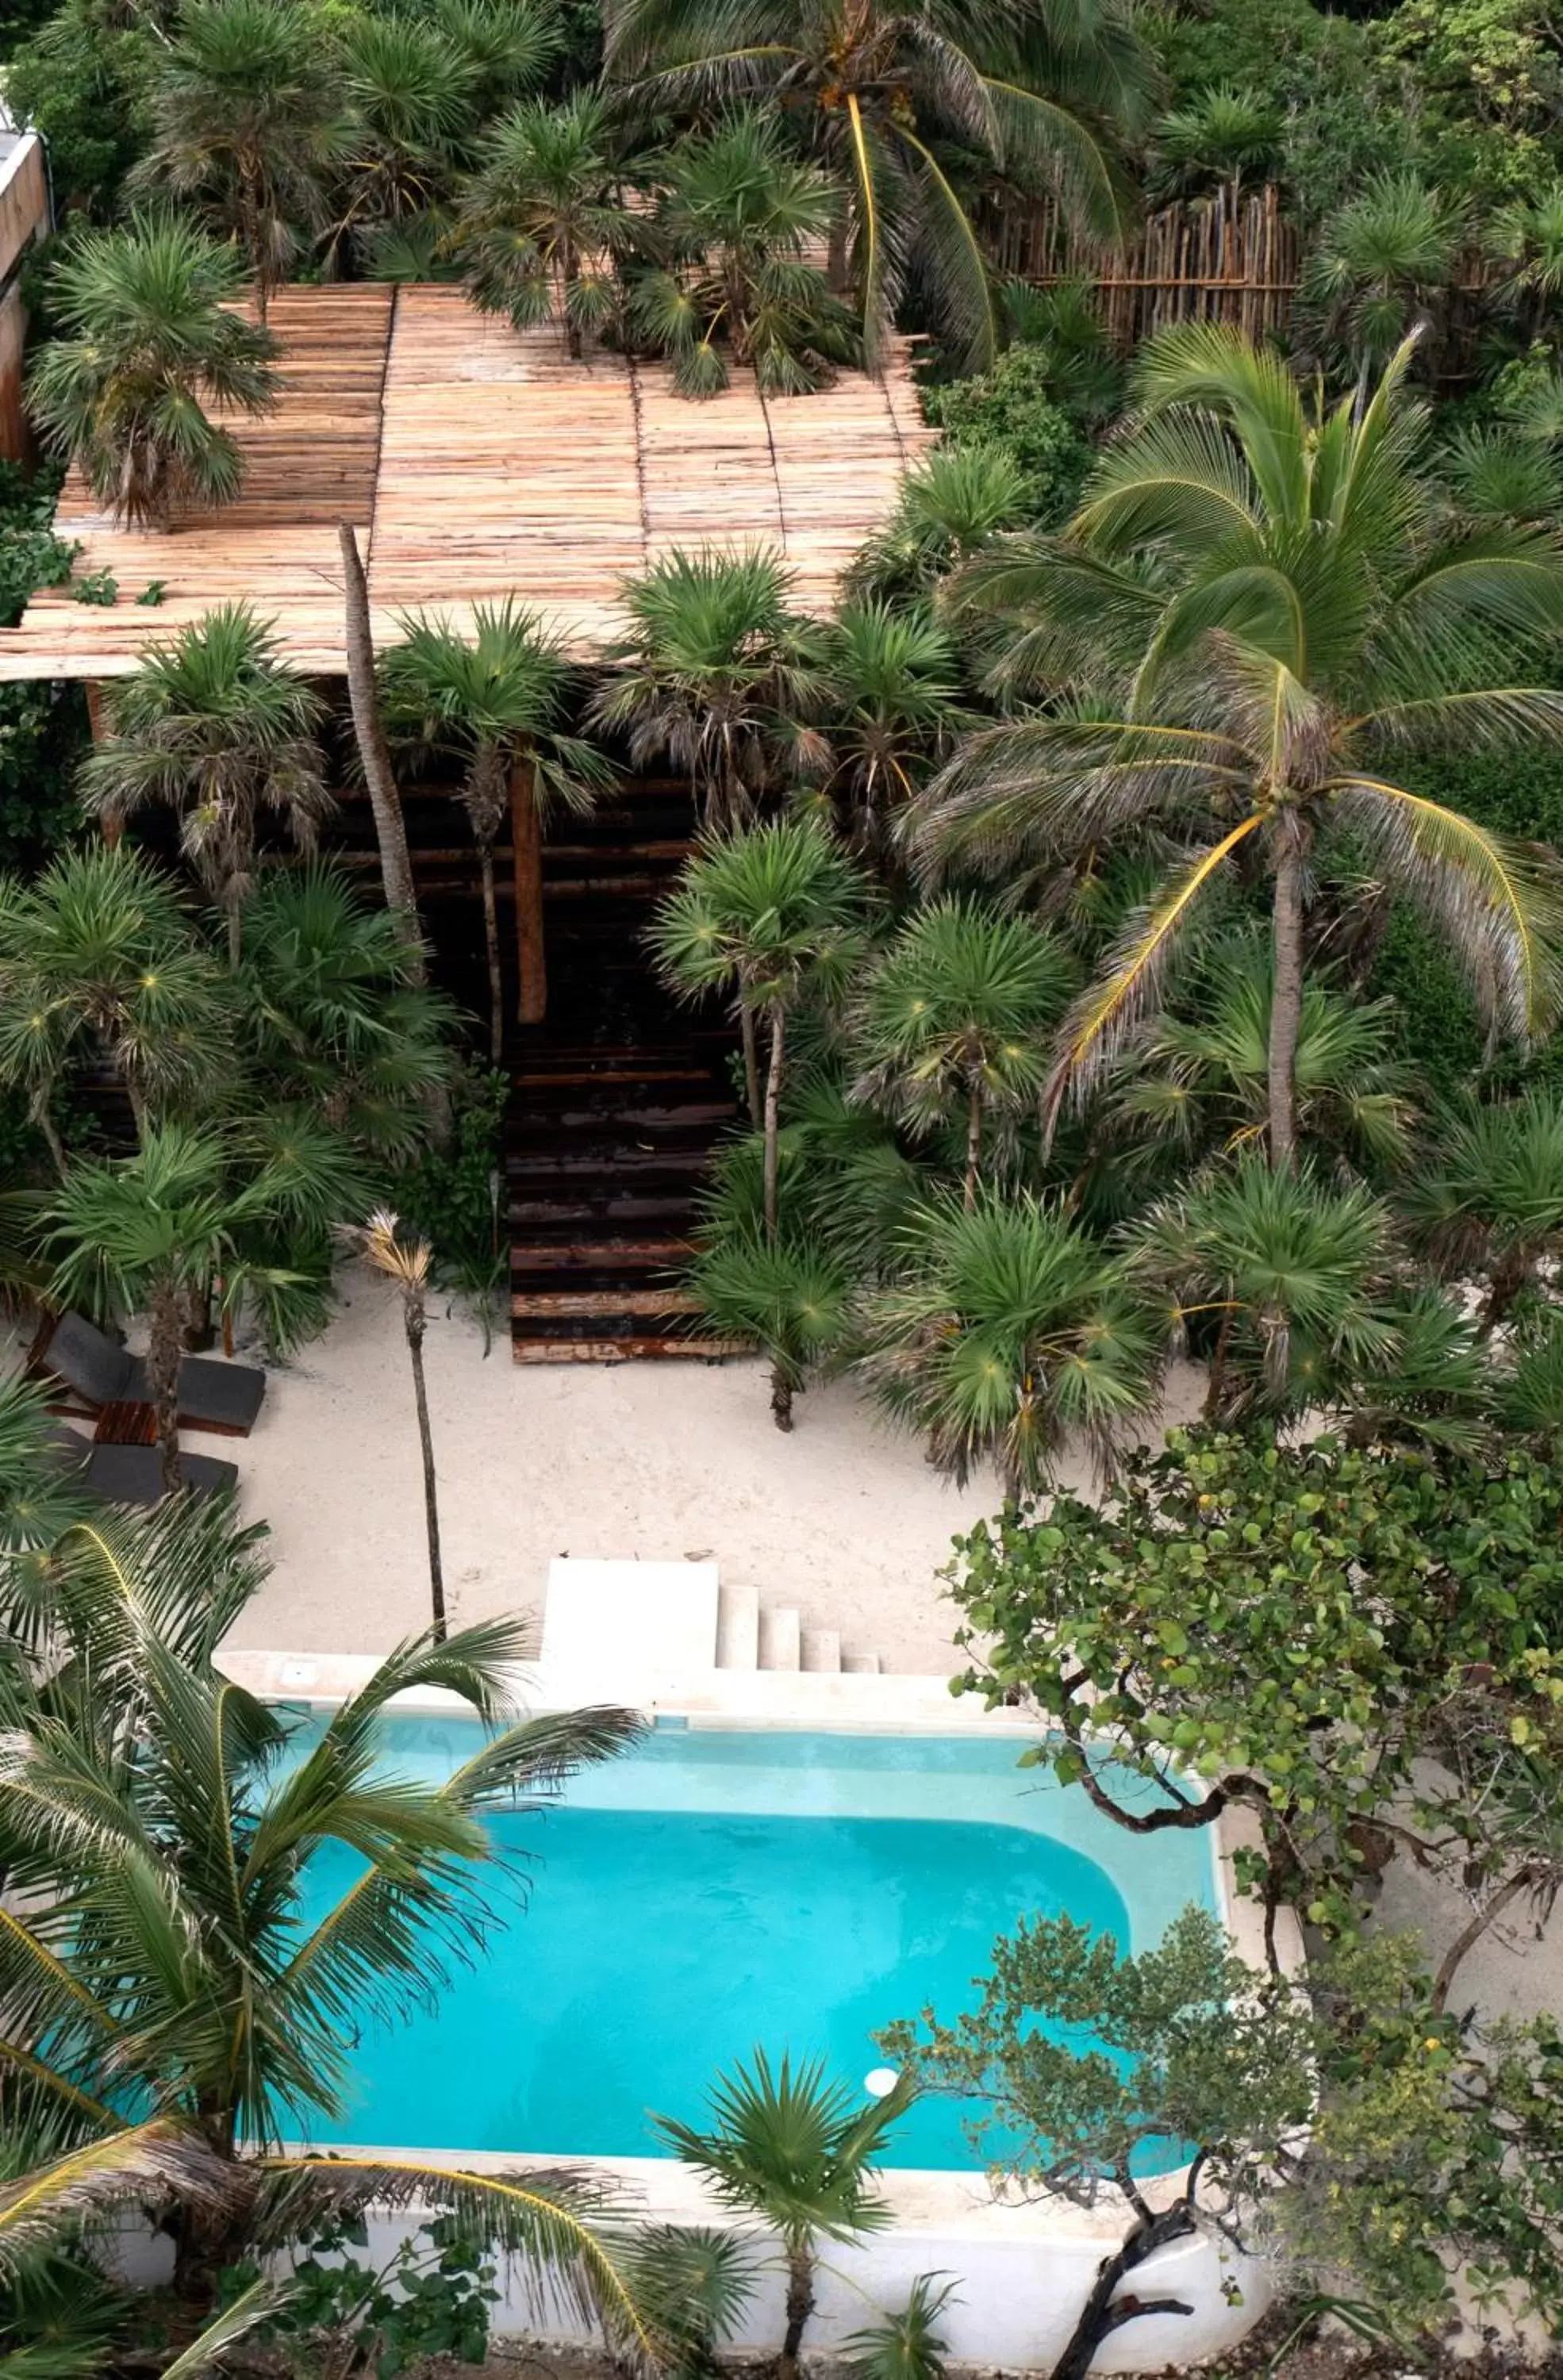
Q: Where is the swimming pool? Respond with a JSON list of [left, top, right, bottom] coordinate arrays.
[[288, 1716, 1219, 2173]]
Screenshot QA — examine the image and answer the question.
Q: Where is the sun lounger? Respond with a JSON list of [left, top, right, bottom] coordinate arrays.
[[34, 1311, 267, 1436], [44, 1420, 238, 1504]]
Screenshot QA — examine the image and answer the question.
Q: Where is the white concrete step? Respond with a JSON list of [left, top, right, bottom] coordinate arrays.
[[758, 1605, 801, 1672], [842, 1651, 881, 1675], [801, 1628, 841, 1673], [716, 1583, 759, 1671]]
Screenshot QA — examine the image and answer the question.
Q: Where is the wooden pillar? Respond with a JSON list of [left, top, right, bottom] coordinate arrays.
[[84, 682, 125, 845], [510, 750, 547, 1025]]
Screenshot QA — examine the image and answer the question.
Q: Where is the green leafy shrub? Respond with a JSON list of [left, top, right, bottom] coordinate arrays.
[[392, 1062, 507, 1300], [922, 347, 1089, 524]]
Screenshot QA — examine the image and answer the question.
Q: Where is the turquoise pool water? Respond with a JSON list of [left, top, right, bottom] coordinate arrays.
[[287, 1718, 1219, 2172]]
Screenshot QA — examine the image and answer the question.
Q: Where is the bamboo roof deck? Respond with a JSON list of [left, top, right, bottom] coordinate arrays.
[[0, 283, 934, 681]]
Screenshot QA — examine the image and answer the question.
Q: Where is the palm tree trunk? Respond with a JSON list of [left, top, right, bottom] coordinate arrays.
[[478, 837, 504, 1065], [32, 1094, 67, 1180], [762, 1006, 785, 1246], [337, 523, 425, 979], [778, 2241, 815, 2380], [963, 1081, 983, 1209], [403, 1296, 446, 1641], [148, 1280, 184, 1495], [770, 1361, 794, 1431], [225, 891, 243, 973], [1268, 820, 1308, 1170], [509, 750, 548, 1026], [739, 1004, 762, 1129]]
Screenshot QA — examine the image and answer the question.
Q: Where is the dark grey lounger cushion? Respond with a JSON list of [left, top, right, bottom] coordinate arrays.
[[45, 1311, 267, 1430], [82, 1444, 239, 1504]]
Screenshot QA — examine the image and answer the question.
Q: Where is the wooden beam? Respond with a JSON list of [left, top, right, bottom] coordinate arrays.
[[510, 751, 547, 1026]]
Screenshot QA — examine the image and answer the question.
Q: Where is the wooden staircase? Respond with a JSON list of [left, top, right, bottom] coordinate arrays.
[[506, 777, 744, 1362]]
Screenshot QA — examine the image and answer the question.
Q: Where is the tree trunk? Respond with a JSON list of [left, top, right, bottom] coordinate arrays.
[[1268, 817, 1308, 1170], [778, 2242, 815, 2380], [148, 1280, 185, 1495], [336, 522, 425, 978], [509, 752, 548, 1027], [963, 1081, 983, 1209], [762, 1007, 785, 1246], [770, 1361, 794, 1431], [478, 837, 504, 1066], [1047, 2205, 1195, 2380], [404, 1301, 446, 1641], [225, 892, 243, 973], [739, 1004, 762, 1129]]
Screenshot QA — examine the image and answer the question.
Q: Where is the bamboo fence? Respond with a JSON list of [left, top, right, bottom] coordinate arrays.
[[990, 183, 1301, 346]]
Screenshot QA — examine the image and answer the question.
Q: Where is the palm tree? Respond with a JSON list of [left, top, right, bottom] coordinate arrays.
[[848, 445, 1033, 605], [591, 547, 823, 832], [330, 12, 475, 266], [79, 606, 332, 969], [1300, 173, 1464, 403], [0, 846, 230, 1165], [134, 0, 351, 320], [380, 601, 610, 1051], [337, 522, 426, 972], [912, 327, 1563, 1168], [627, 110, 857, 396], [1097, 933, 1418, 1187], [1400, 1090, 1563, 1326], [0, 1373, 91, 1556], [855, 1189, 1158, 1491], [687, 1230, 849, 1428], [0, 1507, 651, 2342], [342, 1208, 447, 1637], [1147, 85, 1283, 206], [650, 820, 870, 1237], [655, 2051, 913, 2380], [604, 0, 1150, 370], [849, 898, 1075, 1206], [28, 214, 281, 529], [804, 602, 970, 852], [459, 91, 645, 355], [46, 1121, 365, 1491]]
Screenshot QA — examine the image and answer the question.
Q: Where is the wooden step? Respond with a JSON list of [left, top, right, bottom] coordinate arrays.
[[801, 1628, 841, 1674], [510, 1287, 701, 1319], [758, 1606, 801, 1672], [512, 1237, 693, 1273], [716, 1583, 760, 1671], [512, 1334, 750, 1363], [842, 1653, 881, 1675]]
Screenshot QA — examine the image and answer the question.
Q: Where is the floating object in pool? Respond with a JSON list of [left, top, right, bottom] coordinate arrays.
[[864, 2067, 901, 2099]]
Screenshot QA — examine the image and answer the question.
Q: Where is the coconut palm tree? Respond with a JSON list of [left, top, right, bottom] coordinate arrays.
[[79, 606, 332, 970], [1400, 1090, 1563, 1326], [591, 548, 823, 833], [604, 0, 1150, 370], [337, 523, 426, 973], [849, 898, 1075, 1206], [912, 327, 1563, 1168], [855, 1189, 1158, 1491], [627, 109, 858, 396], [134, 0, 351, 320], [688, 1230, 849, 1428], [459, 90, 646, 355], [803, 602, 971, 852], [0, 1373, 91, 1556], [0, 846, 230, 1166], [380, 601, 610, 1052], [341, 1208, 446, 1637], [650, 820, 870, 1236], [655, 2051, 913, 2380], [0, 1507, 651, 2344], [45, 1121, 366, 1491], [27, 214, 281, 529]]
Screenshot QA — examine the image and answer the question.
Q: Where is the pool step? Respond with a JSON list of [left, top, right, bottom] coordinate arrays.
[[801, 1628, 840, 1673], [716, 1583, 760, 1670], [843, 1652, 881, 1675], [758, 1605, 801, 1672]]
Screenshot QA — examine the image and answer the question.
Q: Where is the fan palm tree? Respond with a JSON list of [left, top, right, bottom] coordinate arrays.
[[0, 1373, 91, 1556], [79, 606, 332, 970], [45, 1121, 366, 1491], [1400, 1091, 1563, 1326], [655, 2051, 913, 2380], [27, 214, 281, 529], [1300, 173, 1464, 403], [329, 11, 476, 266], [604, 0, 1150, 370], [855, 1189, 1158, 1491], [1099, 933, 1418, 1185], [0, 1507, 651, 2345], [803, 602, 971, 851], [459, 91, 646, 355], [1147, 85, 1284, 206], [133, 0, 351, 320], [687, 1230, 849, 1428], [848, 444, 1033, 604], [849, 898, 1075, 1206], [912, 327, 1563, 1169], [0, 846, 230, 1167], [591, 548, 824, 833], [380, 601, 610, 1052], [627, 110, 858, 396], [341, 1208, 447, 1637], [650, 820, 870, 1236]]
